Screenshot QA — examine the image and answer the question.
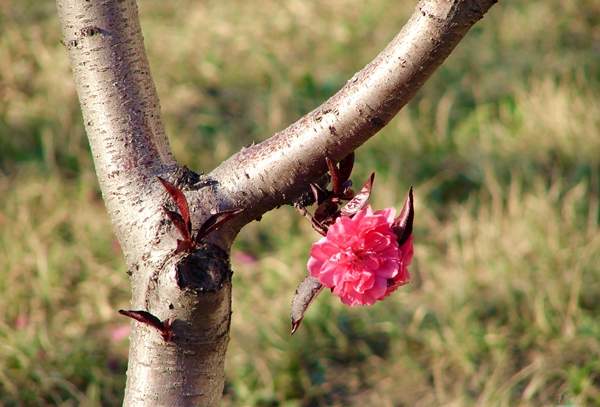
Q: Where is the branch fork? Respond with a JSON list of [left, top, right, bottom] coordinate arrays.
[[158, 177, 242, 254]]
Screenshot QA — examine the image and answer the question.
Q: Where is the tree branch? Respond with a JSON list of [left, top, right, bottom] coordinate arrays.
[[57, 0, 175, 256], [211, 0, 498, 226], [58, 2, 232, 405]]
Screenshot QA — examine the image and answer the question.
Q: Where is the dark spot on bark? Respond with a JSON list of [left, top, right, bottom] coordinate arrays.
[[126, 262, 140, 276], [176, 244, 231, 293], [68, 39, 78, 48], [469, 2, 493, 20], [369, 116, 385, 130], [169, 303, 174, 310], [81, 26, 100, 37], [418, 6, 446, 23], [328, 126, 338, 136], [81, 26, 112, 38], [158, 217, 170, 229], [175, 165, 201, 188], [294, 189, 316, 208], [192, 177, 218, 190]]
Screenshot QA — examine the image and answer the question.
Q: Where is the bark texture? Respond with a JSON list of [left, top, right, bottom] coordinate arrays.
[[57, 0, 498, 405]]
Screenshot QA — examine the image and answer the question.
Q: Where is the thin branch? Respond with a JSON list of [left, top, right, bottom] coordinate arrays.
[[210, 0, 498, 225]]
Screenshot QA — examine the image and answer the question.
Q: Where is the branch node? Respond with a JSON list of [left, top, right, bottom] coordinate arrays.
[[175, 244, 232, 293]]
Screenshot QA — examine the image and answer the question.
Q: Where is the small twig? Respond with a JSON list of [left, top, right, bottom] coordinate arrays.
[[295, 204, 328, 236]]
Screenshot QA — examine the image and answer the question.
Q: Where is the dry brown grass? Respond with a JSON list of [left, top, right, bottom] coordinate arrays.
[[0, 0, 598, 405]]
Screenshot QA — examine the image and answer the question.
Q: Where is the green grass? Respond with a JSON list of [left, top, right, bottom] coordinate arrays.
[[1, 0, 599, 405]]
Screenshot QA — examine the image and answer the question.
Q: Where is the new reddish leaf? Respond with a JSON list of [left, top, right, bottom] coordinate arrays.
[[196, 208, 244, 241], [290, 275, 323, 334], [310, 183, 327, 205], [158, 177, 191, 235], [338, 152, 355, 186], [340, 172, 375, 217], [314, 199, 339, 225], [326, 156, 342, 195], [118, 309, 174, 342], [393, 187, 414, 246], [175, 239, 195, 254], [164, 209, 191, 242]]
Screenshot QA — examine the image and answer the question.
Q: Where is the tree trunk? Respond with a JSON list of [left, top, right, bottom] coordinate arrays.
[[56, 0, 498, 405]]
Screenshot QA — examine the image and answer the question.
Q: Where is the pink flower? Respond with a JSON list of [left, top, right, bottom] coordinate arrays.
[[307, 205, 413, 306], [110, 324, 131, 342]]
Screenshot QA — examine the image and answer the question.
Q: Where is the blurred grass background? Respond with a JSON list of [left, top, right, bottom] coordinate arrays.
[[1, 0, 599, 405]]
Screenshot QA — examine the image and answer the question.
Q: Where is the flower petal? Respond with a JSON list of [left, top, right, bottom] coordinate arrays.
[[307, 205, 412, 306]]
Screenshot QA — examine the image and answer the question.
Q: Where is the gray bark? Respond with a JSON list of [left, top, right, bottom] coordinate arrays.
[[57, 0, 498, 405]]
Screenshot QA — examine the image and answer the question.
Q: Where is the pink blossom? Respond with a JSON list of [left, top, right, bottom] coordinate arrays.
[[307, 205, 413, 306], [233, 250, 258, 265], [110, 324, 131, 342], [15, 314, 29, 330]]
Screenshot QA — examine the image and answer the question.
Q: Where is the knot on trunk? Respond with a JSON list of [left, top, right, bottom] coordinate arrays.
[[176, 243, 232, 293]]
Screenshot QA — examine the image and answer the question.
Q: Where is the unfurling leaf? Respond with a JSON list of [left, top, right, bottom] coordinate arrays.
[[118, 309, 174, 342], [326, 157, 342, 195], [337, 152, 355, 187], [196, 208, 244, 241], [175, 239, 195, 254], [158, 177, 191, 235], [164, 209, 191, 242], [290, 275, 323, 334], [393, 187, 414, 246], [314, 199, 339, 225], [310, 183, 328, 205], [340, 172, 375, 217]]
